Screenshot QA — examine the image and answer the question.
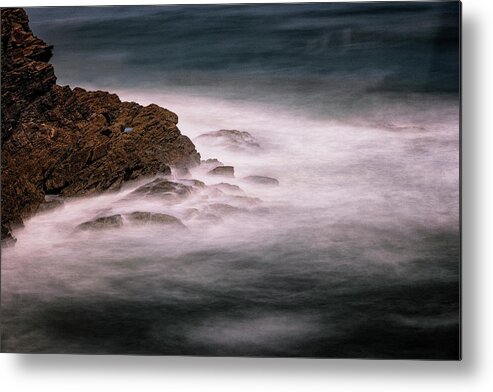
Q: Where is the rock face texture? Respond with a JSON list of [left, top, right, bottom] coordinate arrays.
[[1, 8, 200, 243]]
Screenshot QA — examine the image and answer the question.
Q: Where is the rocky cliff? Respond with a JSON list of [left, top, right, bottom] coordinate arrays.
[[1, 8, 200, 243]]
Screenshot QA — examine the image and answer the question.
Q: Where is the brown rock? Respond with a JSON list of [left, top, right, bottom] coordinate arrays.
[[193, 213, 223, 225], [230, 196, 262, 206], [36, 198, 65, 214], [195, 130, 261, 152], [1, 9, 200, 243], [126, 211, 186, 228], [243, 175, 279, 185], [77, 215, 123, 231], [177, 179, 206, 188], [1, 226, 17, 247], [129, 178, 194, 200], [200, 158, 224, 171], [207, 203, 243, 215], [208, 166, 235, 177], [210, 183, 244, 194]]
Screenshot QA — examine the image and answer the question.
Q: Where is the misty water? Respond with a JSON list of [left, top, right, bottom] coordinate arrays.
[[1, 3, 460, 358]]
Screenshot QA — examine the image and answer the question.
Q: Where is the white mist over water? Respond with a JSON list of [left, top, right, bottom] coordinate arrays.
[[115, 88, 459, 226], [1, 90, 459, 356]]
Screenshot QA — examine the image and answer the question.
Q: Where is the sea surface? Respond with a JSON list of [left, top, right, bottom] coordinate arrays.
[[1, 3, 460, 358]]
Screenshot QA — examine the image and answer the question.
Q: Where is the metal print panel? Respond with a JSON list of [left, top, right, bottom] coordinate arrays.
[[0, 2, 461, 359]]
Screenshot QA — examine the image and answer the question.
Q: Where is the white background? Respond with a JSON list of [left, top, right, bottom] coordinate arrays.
[[0, 0, 490, 390]]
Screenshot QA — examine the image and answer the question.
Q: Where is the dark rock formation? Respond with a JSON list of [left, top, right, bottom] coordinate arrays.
[[77, 211, 185, 230], [177, 179, 206, 188], [36, 198, 65, 214], [1, 9, 200, 243], [77, 215, 124, 231], [1, 8, 56, 143], [243, 175, 279, 185], [182, 208, 200, 220], [230, 196, 262, 206], [195, 129, 261, 152], [1, 227, 17, 247], [129, 178, 194, 200], [210, 183, 244, 194], [126, 211, 185, 227], [201, 158, 223, 166], [208, 166, 235, 177], [206, 203, 243, 215], [192, 213, 223, 225], [200, 158, 224, 171]]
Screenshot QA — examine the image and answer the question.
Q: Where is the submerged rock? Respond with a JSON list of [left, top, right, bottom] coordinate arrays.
[[77, 214, 123, 231], [243, 175, 279, 185], [182, 208, 200, 220], [130, 178, 194, 199], [173, 167, 192, 178], [200, 158, 224, 170], [193, 213, 224, 225], [230, 195, 262, 206], [208, 166, 235, 177], [177, 179, 206, 188], [210, 182, 244, 194], [36, 198, 64, 213], [126, 211, 185, 227], [195, 130, 261, 152], [0, 226, 17, 247], [207, 203, 243, 215]]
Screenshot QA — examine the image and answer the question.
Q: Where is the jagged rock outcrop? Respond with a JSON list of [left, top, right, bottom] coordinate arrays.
[[1, 8, 200, 243], [1, 8, 56, 143]]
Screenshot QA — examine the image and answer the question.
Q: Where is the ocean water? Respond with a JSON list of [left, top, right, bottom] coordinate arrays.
[[1, 3, 460, 358]]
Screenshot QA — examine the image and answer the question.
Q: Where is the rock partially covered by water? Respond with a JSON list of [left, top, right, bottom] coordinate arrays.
[[36, 198, 64, 214], [0, 226, 17, 247], [210, 182, 244, 195], [230, 195, 262, 207], [195, 129, 261, 152], [200, 158, 224, 170], [192, 213, 224, 225], [129, 178, 194, 200], [208, 166, 235, 177], [207, 203, 243, 215], [243, 176, 279, 185], [177, 179, 206, 188], [1, 9, 200, 244], [77, 215, 123, 231], [1, 8, 56, 143], [126, 211, 185, 228]]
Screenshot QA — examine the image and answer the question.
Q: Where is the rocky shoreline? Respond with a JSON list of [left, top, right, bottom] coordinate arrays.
[[1, 8, 201, 244]]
